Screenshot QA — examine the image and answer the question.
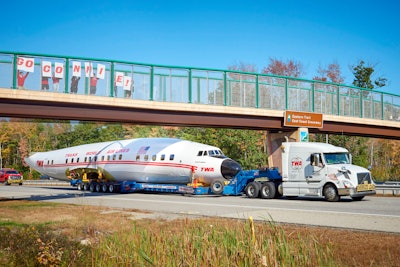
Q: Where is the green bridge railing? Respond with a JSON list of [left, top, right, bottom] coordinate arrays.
[[1, 51, 400, 121]]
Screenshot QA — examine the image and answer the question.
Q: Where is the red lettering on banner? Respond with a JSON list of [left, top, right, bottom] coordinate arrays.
[[73, 65, 81, 72], [17, 58, 24, 66], [17, 57, 34, 68], [116, 75, 123, 83], [98, 67, 103, 75], [26, 60, 34, 68], [125, 79, 130, 86], [55, 66, 63, 74], [85, 65, 92, 73], [44, 65, 51, 72]]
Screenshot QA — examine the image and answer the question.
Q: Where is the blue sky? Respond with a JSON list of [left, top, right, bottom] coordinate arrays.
[[1, 0, 399, 95]]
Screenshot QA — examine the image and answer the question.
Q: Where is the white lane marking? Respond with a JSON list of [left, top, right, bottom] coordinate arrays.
[[94, 196, 400, 219]]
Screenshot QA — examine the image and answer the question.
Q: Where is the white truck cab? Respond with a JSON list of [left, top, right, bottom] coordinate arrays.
[[280, 142, 375, 201]]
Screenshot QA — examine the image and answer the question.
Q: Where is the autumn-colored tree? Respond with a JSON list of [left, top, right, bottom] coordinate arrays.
[[314, 63, 344, 84], [262, 58, 304, 77]]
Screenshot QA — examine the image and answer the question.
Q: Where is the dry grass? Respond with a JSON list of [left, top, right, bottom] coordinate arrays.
[[0, 199, 399, 266]]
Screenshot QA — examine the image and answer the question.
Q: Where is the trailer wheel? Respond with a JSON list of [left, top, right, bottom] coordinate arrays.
[[95, 183, 101, 192], [89, 183, 95, 192], [323, 184, 340, 202], [210, 180, 224, 194], [102, 184, 108, 193], [260, 182, 276, 199], [245, 181, 260, 198], [77, 183, 83, 191], [83, 183, 89, 191], [108, 184, 115, 193]]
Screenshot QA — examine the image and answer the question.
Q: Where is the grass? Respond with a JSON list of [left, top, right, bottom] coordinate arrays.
[[0, 200, 399, 266]]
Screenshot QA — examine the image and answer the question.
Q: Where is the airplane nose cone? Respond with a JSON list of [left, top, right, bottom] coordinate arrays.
[[221, 159, 241, 179]]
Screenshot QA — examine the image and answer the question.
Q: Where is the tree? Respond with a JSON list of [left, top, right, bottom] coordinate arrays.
[[314, 62, 344, 84], [262, 58, 304, 77], [351, 60, 387, 89]]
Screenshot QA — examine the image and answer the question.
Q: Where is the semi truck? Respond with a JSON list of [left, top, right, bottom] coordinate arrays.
[[243, 141, 376, 201]]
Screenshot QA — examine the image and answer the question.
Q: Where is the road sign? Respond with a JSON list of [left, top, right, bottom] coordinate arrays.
[[284, 111, 323, 128]]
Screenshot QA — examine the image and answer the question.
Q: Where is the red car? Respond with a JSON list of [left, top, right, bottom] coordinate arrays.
[[0, 168, 23, 185]]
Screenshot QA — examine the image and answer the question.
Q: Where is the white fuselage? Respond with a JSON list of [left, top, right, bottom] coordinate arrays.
[[25, 138, 241, 185]]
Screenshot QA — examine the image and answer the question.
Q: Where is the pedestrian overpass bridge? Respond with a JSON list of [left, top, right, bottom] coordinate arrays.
[[1, 51, 400, 139]]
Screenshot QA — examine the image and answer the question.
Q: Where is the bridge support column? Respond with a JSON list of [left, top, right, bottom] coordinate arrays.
[[266, 128, 309, 170]]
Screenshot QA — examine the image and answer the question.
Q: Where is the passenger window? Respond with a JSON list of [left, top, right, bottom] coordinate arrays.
[[144, 155, 149, 161], [113, 155, 117, 161], [161, 154, 165, 160], [51, 160, 54, 165], [84, 157, 87, 162], [136, 155, 140, 161], [65, 159, 68, 164], [94, 156, 97, 162], [152, 155, 156, 161], [77, 158, 80, 163], [119, 154, 123, 160], [101, 156, 104, 161], [107, 155, 110, 161], [170, 154, 175, 160], [89, 157, 92, 162], [71, 158, 74, 163]]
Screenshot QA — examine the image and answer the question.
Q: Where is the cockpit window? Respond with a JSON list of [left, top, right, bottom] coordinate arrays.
[[197, 151, 203, 156]]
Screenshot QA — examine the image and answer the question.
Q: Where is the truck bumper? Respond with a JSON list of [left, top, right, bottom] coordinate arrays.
[[350, 189, 376, 198], [338, 188, 376, 197]]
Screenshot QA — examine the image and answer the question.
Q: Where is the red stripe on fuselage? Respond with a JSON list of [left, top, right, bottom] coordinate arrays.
[[43, 160, 194, 170]]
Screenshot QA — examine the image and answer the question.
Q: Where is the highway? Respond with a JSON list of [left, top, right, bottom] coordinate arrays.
[[1, 184, 400, 233]]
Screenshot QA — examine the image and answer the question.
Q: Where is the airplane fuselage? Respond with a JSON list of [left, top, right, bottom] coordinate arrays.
[[25, 138, 242, 185]]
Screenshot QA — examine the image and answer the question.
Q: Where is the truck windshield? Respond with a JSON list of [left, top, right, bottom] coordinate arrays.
[[324, 153, 350, 164]]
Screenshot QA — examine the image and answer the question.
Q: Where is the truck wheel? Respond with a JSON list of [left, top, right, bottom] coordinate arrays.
[[210, 180, 224, 194], [275, 182, 283, 198], [323, 184, 340, 202], [245, 181, 260, 198], [260, 182, 276, 199]]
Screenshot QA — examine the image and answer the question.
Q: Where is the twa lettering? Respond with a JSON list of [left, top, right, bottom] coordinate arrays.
[[201, 167, 214, 172]]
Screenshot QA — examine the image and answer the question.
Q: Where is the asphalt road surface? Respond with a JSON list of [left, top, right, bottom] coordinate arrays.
[[1, 185, 400, 233]]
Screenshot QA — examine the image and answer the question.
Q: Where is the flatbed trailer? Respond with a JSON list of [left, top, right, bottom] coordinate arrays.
[[70, 168, 283, 196]]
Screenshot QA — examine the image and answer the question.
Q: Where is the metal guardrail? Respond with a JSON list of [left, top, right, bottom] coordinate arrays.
[[375, 183, 400, 196]]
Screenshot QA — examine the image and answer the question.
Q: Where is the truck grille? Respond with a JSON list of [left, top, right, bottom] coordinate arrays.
[[357, 172, 372, 184], [9, 175, 21, 180]]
